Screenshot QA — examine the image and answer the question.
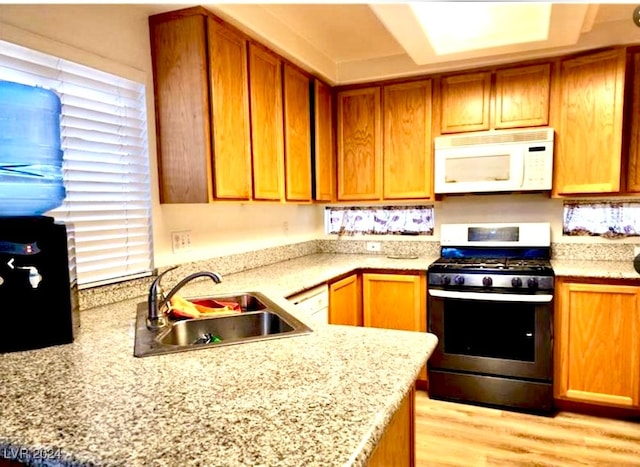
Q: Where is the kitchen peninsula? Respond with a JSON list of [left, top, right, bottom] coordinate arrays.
[[0, 255, 438, 467]]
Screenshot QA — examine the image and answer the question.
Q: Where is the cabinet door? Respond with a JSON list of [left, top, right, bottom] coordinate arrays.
[[248, 44, 284, 200], [554, 49, 626, 195], [368, 387, 414, 467], [383, 80, 433, 200], [150, 15, 211, 203], [208, 19, 252, 200], [314, 79, 334, 201], [363, 273, 427, 382], [362, 273, 426, 333], [440, 71, 491, 134], [283, 63, 312, 201], [555, 280, 640, 407], [336, 87, 382, 200], [495, 63, 550, 129], [627, 51, 640, 193], [328, 274, 362, 326]]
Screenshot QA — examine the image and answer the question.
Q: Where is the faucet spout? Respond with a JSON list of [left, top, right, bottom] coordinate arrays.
[[164, 271, 222, 303], [147, 268, 222, 330]]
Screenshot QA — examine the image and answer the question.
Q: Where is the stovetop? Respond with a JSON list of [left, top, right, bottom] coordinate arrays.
[[428, 249, 554, 292], [430, 257, 553, 274], [430, 224, 554, 293]]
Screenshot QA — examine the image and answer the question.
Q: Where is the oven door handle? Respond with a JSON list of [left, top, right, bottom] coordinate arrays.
[[428, 289, 553, 303]]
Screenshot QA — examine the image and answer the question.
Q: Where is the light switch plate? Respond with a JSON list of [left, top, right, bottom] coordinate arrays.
[[171, 230, 192, 253]]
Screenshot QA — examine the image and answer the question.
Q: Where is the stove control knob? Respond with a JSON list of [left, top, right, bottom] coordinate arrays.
[[511, 277, 523, 288], [482, 276, 493, 287], [527, 277, 539, 289], [454, 275, 465, 285], [441, 275, 451, 286]]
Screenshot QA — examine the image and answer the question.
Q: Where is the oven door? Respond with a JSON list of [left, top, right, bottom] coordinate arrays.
[[428, 289, 553, 381]]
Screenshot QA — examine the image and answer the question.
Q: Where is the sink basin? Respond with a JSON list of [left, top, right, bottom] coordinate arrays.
[[156, 311, 295, 346], [133, 292, 312, 357]]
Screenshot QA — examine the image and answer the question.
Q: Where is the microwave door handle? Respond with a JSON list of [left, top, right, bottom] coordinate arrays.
[[520, 152, 526, 187]]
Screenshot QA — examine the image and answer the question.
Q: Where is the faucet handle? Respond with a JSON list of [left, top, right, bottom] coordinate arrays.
[[147, 265, 179, 329]]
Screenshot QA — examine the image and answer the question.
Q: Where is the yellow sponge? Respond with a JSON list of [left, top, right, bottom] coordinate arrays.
[[169, 295, 239, 319]]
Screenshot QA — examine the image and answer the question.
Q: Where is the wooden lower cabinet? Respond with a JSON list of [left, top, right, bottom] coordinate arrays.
[[555, 278, 640, 408], [329, 271, 428, 381], [363, 273, 427, 381], [362, 273, 426, 332], [328, 273, 362, 326], [368, 386, 415, 467]]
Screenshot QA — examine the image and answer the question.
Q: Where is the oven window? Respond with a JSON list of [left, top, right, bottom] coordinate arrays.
[[443, 299, 535, 361]]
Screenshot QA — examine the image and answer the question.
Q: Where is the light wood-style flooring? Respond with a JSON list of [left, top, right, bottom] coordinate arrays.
[[415, 390, 640, 466]]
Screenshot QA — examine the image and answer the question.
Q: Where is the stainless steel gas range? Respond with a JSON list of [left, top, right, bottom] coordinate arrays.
[[427, 222, 554, 413]]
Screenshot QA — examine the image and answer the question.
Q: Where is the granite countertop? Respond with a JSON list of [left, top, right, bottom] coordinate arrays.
[[3, 251, 637, 466], [0, 253, 439, 467], [551, 258, 640, 280], [209, 253, 441, 299]]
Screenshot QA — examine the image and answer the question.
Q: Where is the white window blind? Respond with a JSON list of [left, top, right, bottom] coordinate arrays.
[[0, 39, 153, 287]]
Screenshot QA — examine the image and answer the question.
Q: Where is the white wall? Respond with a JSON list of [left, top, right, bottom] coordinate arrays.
[[0, 4, 325, 268], [1, 4, 635, 269], [434, 193, 564, 241]]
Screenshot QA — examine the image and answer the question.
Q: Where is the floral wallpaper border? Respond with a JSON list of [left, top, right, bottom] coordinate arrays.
[[326, 205, 434, 236], [563, 200, 640, 239]]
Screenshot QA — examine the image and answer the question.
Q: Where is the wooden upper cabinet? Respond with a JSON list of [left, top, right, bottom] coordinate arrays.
[[383, 80, 433, 199], [627, 50, 640, 193], [555, 279, 640, 408], [150, 12, 254, 203], [208, 19, 252, 200], [314, 79, 334, 202], [150, 14, 211, 203], [283, 64, 312, 201], [553, 49, 626, 195], [328, 274, 362, 326], [494, 63, 551, 129], [440, 71, 491, 134], [336, 87, 382, 201], [248, 44, 284, 201]]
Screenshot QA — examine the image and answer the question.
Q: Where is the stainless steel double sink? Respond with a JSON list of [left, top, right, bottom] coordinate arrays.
[[134, 292, 312, 357]]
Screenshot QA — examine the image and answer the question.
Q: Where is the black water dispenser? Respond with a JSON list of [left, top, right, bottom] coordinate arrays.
[[0, 216, 79, 352]]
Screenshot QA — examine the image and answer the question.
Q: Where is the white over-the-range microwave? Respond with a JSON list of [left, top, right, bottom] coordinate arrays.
[[434, 127, 554, 194]]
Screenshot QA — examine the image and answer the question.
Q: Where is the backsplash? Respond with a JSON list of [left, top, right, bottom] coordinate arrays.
[[79, 237, 637, 311], [317, 238, 441, 257], [551, 242, 635, 261], [79, 240, 318, 310]]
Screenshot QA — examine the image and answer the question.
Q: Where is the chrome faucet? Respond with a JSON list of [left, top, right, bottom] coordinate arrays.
[[147, 266, 223, 330]]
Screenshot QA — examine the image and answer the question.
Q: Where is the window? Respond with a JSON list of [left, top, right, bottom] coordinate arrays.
[[0, 39, 153, 287], [563, 201, 640, 238], [325, 205, 434, 236]]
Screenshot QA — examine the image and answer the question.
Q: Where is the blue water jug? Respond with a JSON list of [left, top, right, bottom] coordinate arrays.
[[0, 80, 66, 216]]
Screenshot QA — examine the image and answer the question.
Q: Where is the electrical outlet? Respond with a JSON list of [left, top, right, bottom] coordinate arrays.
[[171, 230, 192, 253], [366, 241, 381, 252], [283, 221, 289, 235]]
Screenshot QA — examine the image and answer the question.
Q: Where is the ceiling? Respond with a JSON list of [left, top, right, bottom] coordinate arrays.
[[146, 3, 640, 85]]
